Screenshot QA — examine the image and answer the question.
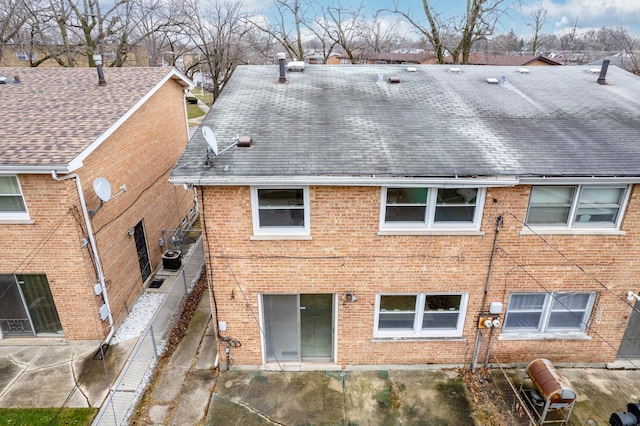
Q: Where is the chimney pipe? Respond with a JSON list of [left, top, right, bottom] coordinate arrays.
[[277, 52, 286, 83], [597, 59, 610, 85], [93, 54, 107, 86]]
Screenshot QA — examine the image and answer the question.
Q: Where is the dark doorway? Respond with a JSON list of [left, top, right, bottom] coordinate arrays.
[[134, 221, 151, 283], [618, 300, 640, 359]]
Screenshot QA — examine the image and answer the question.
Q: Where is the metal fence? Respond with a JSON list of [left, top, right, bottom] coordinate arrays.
[[93, 235, 204, 426]]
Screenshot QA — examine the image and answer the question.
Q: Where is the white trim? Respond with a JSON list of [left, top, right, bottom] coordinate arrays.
[[250, 186, 311, 237], [0, 176, 30, 221], [502, 292, 596, 335], [170, 175, 520, 187], [333, 293, 339, 364], [373, 293, 469, 338], [521, 177, 640, 185], [525, 184, 630, 231], [520, 228, 625, 236], [67, 69, 193, 172], [378, 230, 485, 236], [379, 187, 486, 232]]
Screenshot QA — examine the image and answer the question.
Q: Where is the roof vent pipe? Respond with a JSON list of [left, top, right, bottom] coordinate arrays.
[[597, 59, 610, 85], [93, 54, 107, 86], [277, 52, 286, 83]]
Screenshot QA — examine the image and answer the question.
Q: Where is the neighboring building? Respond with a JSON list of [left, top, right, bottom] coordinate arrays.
[[0, 66, 194, 342], [463, 53, 563, 66], [0, 43, 150, 67], [171, 63, 640, 369], [326, 51, 433, 65]]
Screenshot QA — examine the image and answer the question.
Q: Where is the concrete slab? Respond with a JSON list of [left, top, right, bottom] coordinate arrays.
[[167, 369, 215, 426]]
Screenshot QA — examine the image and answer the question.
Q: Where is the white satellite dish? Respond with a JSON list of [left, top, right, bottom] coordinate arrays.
[[202, 126, 219, 156], [93, 177, 112, 202]]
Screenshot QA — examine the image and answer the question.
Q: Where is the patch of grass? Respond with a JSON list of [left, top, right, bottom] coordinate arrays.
[[187, 104, 205, 120], [189, 87, 213, 106], [0, 407, 97, 425]]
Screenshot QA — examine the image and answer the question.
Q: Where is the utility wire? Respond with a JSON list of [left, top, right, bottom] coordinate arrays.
[[496, 246, 639, 369]]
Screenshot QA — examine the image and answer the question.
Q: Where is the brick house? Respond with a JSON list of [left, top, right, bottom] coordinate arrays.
[[171, 63, 640, 369], [0, 66, 194, 342]]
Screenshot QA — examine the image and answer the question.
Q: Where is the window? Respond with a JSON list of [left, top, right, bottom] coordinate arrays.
[[104, 51, 117, 61], [503, 292, 595, 335], [374, 293, 468, 337], [0, 176, 29, 221], [15, 51, 35, 61], [526, 185, 628, 229], [380, 187, 484, 231], [251, 187, 310, 236]]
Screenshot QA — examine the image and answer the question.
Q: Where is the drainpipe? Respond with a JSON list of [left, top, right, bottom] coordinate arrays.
[[52, 171, 115, 343]]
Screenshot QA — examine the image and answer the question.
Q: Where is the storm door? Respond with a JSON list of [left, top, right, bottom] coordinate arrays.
[[263, 294, 334, 362], [0, 274, 62, 337], [618, 300, 640, 359], [0, 274, 34, 337], [134, 221, 151, 282]]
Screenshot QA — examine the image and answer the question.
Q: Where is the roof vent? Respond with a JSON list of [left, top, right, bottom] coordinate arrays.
[[598, 59, 610, 85], [388, 76, 400, 84], [13, 75, 20, 83], [486, 77, 499, 84], [448, 67, 462, 73], [518, 68, 530, 74], [287, 61, 305, 72], [0, 76, 9, 84], [587, 68, 601, 74], [238, 136, 252, 147], [407, 67, 417, 72]]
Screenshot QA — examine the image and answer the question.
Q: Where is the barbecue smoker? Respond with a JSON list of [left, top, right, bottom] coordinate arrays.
[[520, 358, 576, 425]]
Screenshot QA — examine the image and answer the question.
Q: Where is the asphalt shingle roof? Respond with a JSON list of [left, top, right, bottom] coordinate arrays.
[[0, 67, 190, 171], [172, 64, 640, 184]]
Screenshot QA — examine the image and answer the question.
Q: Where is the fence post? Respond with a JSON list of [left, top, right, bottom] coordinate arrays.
[[150, 325, 158, 360]]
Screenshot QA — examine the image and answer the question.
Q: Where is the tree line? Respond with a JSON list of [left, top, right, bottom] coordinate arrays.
[[1, 0, 638, 101]]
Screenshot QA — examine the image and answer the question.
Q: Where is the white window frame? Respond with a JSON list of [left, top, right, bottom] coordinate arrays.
[[503, 292, 596, 336], [250, 186, 310, 237], [525, 185, 630, 231], [373, 293, 468, 338], [15, 51, 35, 61], [379, 186, 485, 232], [0, 176, 30, 221]]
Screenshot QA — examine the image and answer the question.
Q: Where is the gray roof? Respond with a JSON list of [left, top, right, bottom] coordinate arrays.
[[171, 64, 640, 185], [0, 67, 191, 172]]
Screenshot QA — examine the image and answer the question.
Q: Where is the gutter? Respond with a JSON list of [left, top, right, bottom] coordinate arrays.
[[51, 171, 115, 344]]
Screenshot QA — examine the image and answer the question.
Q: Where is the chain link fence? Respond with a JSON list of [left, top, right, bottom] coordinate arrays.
[[93, 234, 204, 426]]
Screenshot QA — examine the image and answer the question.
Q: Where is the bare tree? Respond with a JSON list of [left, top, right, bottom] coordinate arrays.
[[244, 0, 310, 61], [178, 0, 249, 102], [389, 0, 507, 64], [357, 10, 400, 53], [526, 5, 548, 54], [313, 0, 365, 64], [0, 0, 30, 61], [609, 26, 640, 75]]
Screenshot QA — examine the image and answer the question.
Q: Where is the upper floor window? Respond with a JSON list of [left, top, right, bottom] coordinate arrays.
[[526, 185, 628, 229], [503, 292, 595, 335], [380, 187, 484, 231], [104, 51, 117, 61], [374, 293, 468, 338], [250, 187, 310, 237], [0, 176, 29, 221]]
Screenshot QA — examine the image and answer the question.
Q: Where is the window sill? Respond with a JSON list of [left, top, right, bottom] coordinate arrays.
[[498, 332, 591, 341], [371, 337, 465, 342], [520, 227, 625, 236], [250, 235, 312, 241], [0, 219, 35, 225], [378, 230, 484, 236]]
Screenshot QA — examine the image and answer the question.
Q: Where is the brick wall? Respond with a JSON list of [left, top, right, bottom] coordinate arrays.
[[201, 184, 640, 367], [0, 79, 194, 340]]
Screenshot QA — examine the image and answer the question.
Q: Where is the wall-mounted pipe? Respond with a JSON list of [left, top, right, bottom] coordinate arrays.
[[52, 171, 115, 343]]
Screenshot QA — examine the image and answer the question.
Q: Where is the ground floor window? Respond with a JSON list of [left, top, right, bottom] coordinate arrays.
[[0, 274, 63, 337], [374, 293, 468, 338], [503, 292, 596, 335]]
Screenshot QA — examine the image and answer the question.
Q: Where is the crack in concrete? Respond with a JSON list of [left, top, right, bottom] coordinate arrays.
[[70, 346, 91, 406], [0, 347, 45, 400]]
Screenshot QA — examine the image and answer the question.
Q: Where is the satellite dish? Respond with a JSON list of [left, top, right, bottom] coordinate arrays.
[[93, 177, 112, 202], [202, 126, 218, 156]]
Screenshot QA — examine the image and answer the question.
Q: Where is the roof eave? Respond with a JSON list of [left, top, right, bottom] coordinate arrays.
[[0, 164, 72, 174]]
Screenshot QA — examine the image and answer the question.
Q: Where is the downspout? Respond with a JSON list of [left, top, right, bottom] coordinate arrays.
[[52, 171, 115, 343], [471, 215, 503, 371]]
